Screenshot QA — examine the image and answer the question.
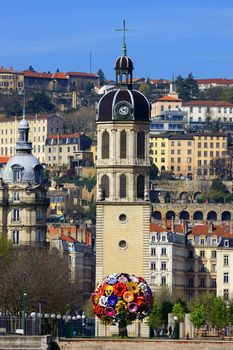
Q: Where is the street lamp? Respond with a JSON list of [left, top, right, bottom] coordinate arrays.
[[173, 316, 179, 339], [82, 313, 86, 337]]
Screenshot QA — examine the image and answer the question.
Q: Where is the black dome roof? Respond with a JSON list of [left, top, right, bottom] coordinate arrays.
[[97, 89, 151, 122], [115, 56, 134, 70]]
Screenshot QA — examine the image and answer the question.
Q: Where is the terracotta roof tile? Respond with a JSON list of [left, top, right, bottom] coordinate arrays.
[[0, 156, 9, 163], [47, 133, 81, 139], [196, 79, 233, 85], [183, 100, 233, 107], [158, 95, 181, 102], [23, 70, 52, 79], [66, 71, 98, 78]]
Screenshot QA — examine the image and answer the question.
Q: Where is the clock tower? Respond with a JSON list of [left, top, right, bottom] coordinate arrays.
[[96, 47, 151, 291]]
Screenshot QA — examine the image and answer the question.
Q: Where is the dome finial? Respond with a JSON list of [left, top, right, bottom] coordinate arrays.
[[115, 20, 132, 56]]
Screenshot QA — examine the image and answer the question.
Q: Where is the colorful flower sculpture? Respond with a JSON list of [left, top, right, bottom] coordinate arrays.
[[92, 273, 153, 325]]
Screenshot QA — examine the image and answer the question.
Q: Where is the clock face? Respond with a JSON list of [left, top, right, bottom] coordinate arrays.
[[115, 102, 132, 120], [118, 104, 129, 116]]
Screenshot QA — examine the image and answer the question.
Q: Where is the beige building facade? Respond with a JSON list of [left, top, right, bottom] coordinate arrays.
[[149, 132, 229, 180], [0, 114, 63, 163], [0, 114, 49, 245], [0, 67, 24, 92]]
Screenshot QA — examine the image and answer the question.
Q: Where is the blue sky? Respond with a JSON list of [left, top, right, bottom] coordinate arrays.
[[1, 0, 233, 79]]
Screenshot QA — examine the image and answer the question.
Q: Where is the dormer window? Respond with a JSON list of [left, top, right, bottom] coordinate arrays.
[[224, 240, 229, 247], [12, 164, 23, 182]]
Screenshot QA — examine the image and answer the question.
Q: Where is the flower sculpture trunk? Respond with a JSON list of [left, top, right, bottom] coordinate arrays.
[[92, 273, 153, 337]]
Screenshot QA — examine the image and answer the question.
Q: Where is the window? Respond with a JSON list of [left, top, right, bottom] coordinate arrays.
[[151, 275, 156, 285], [224, 272, 229, 283], [151, 262, 156, 270], [224, 255, 229, 266], [13, 169, 21, 182], [151, 248, 156, 256], [171, 158, 174, 163], [171, 150, 174, 154], [161, 235, 166, 242], [151, 235, 156, 243], [177, 158, 181, 163], [161, 261, 167, 270], [200, 250, 205, 258], [187, 277, 194, 287], [211, 279, 216, 288], [12, 230, 19, 244], [211, 251, 216, 258], [13, 192, 20, 202], [187, 157, 192, 163], [190, 107, 193, 113], [36, 208, 43, 220], [12, 208, 20, 222], [199, 277, 206, 287], [120, 130, 127, 159], [224, 289, 229, 300], [137, 132, 145, 158], [137, 175, 144, 199], [200, 238, 205, 245], [177, 150, 181, 154], [187, 149, 192, 155], [101, 175, 109, 199], [198, 107, 202, 113], [224, 240, 229, 247], [36, 229, 43, 242], [102, 131, 109, 159], [119, 174, 126, 198], [161, 247, 167, 255], [161, 276, 166, 285]]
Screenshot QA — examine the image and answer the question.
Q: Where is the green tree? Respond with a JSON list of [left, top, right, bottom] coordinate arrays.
[[210, 297, 228, 335], [0, 236, 13, 266], [189, 293, 214, 324], [28, 65, 35, 72], [139, 79, 152, 99], [176, 74, 199, 101], [0, 95, 23, 116], [85, 203, 96, 225], [161, 301, 173, 324], [227, 301, 233, 325], [96, 69, 106, 86], [190, 303, 206, 330], [27, 92, 54, 113], [147, 301, 164, 331], [172, 301, 185, 322]]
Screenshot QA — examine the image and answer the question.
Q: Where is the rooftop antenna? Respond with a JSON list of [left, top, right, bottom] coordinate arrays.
[[115, 20, 133, 56]]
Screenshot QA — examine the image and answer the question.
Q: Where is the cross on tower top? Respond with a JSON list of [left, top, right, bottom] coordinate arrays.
[[115, 20, 132, 56]]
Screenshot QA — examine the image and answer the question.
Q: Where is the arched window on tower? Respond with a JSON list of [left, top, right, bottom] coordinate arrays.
[[137, 174, 144, 199], [120, 130, 127, 159], [102, 131, 109, 159], [101, 175, 109, 199], [120, 174, 127, 198], [137, 132, 145, 159]]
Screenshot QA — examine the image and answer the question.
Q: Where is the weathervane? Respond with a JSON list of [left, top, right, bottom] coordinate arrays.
[[115, 20, 132, 56]]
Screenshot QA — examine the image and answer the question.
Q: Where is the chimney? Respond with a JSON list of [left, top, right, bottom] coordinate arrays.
[[208, 221, 213, 233]]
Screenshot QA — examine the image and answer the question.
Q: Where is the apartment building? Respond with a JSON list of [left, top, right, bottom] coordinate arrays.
[[0, 67, 24, 92], [149, 135, 169, 171], [45, 133, 92, 167], [217, 236, 233, 302], [186, 223, 230, 300], [182, 101, 233, 123], [0, 114, 64, 163], [149, 132, 229, 180], [196, 79, 233, 91], [149, 222, 186, 297], [151, 93, 182, 118]]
